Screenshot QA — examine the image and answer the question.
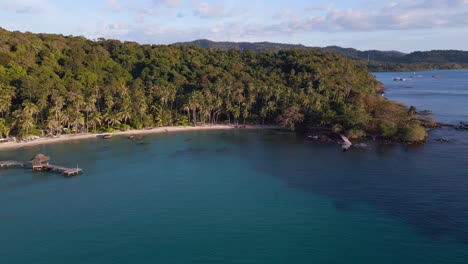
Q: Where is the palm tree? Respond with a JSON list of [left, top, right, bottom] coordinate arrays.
[[188, 91, 203, 125], [88, 111, 102, 132], [46, 118, 60, 135], [71, 112, 85, 134], [104, 95, 115, 112], [182, 103, 191, 123], [83, 95, 97, 132], [168, 86, 176, 111], [0, 85, 15, 118], [154, 105, 173, 127], [22, 101, 38, 117], [120, 102, 132, 125], [0, 118, 11, 138], [158, 86, 169, 107], [213, 97, 223, 123], [104, 111, 121, 128], [36, 96, 48, 124], [13, 109, 34, 136], [232, 85, 245, 125], [137, 102, 147, 125], [21, 115, 35, 136], [61, 108, 74, 131]]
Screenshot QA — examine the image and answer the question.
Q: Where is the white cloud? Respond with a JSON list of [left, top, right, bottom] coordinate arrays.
[[94, 20, 205, 44], [193, 2, 227, 19], [0, 0, 47, 14], [151, 0, 181, 7], [1, 0, 466, 51], [272, 10, 297, 20], [132, 0, 181, 23], [104, 0, 123, 12], [308, 2, 335, 12], [266, 0, 468, 33], [91, 0, 467, 45]]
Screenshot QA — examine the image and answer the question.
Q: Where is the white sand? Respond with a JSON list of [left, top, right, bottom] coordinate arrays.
[[0, 125, 281, 151]]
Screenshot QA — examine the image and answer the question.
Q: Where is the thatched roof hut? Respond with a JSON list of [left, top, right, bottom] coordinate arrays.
[[30, 154, 50, 166]]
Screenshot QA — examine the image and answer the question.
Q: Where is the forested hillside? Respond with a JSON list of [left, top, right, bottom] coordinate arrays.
[[177, 40, 468, 72], [0, 28, 425, 142], [173, 39, 311, 51]]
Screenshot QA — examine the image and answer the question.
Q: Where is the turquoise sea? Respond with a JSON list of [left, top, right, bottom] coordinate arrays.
[[1, 70, 468, 263]]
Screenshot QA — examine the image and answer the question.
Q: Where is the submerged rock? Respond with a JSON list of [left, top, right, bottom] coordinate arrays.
[[354, 143, 369, 149], [128, 135, 144, 141]]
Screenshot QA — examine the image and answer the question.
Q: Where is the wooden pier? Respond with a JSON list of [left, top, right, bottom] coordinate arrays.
[[42, 164, 82, 176], [0, 161, 26, 168], [0, 154, 82, 177]]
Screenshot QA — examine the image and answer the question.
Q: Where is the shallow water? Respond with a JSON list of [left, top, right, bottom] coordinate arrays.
[[1, 70, 468, 263]]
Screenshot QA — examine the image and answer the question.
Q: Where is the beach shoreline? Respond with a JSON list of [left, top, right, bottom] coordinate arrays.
[[0, 125, 281, 151]]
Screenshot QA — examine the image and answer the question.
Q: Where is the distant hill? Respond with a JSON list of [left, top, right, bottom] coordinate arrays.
[[321, 46, 406, 62], [401, 50, 468, 64], [174, 40, 468, 71], [173, 39, 312, 52], [173, 39, 408, 61]]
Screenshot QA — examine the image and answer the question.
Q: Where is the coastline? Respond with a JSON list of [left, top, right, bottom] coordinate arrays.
[[0, 125, 281, 151]]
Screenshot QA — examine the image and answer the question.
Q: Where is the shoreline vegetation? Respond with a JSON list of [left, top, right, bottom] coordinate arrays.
[[0, 28, 428, 146], [0, 125, 281, 150]]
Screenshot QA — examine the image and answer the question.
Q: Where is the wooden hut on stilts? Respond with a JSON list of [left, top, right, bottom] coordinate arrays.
[[30, 154, 50, 171], [1, 153, 82, 176]]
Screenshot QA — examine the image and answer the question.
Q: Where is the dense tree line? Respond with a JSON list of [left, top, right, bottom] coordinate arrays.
[[367, 61, 468, 72], [174, 39, 311, 52], [0, 28, 425, 142], [177, 40, 468, 72]]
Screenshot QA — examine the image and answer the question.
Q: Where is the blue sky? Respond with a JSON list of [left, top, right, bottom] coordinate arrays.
[[0, 0, 467, 52]]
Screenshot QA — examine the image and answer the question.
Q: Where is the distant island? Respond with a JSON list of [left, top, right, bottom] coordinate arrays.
[[175, 39, 468, 72], [0, 28, 427, 145]]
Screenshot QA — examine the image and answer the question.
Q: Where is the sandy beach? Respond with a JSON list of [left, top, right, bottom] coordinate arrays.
[[0, 125, 281, 151]]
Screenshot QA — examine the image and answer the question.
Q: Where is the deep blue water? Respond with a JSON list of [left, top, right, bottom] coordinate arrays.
[[1, 70, 468, 263], [375, 70, 468, 124]]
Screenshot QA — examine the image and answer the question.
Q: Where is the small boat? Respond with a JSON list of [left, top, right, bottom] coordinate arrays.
[[394, 77, 410, 81], [410, 72, 422, 78], [102, 134, 112, 139], [432, 74, 444, 78]]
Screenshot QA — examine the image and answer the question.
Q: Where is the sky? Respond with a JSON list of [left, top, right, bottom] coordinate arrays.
[[0, 0, 467, 52]]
